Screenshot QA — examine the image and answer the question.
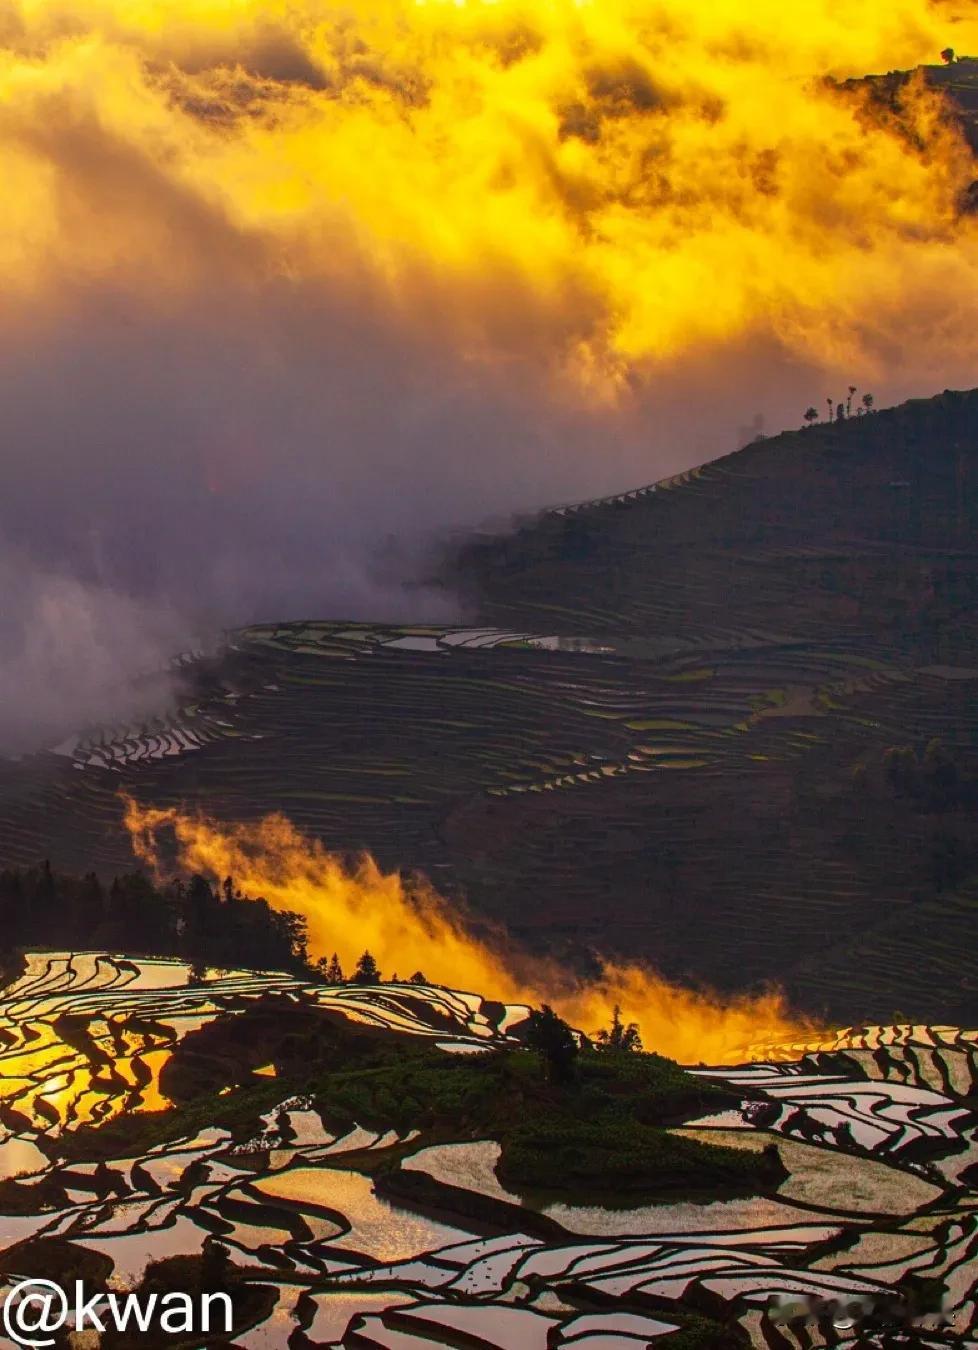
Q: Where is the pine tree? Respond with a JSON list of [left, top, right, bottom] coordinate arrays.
[[353, 950, 381, 984], [596, 1003, 643, 1052], [73, 872, 105, 941], [323, 953, 344, 984]]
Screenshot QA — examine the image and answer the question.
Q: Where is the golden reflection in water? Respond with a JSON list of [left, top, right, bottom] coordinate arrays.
[[0, 1014, 175, 1132]]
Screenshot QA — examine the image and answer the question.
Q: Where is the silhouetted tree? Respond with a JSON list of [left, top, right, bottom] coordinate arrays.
[[596, 1004, 643, 1052], [525, 1005, 578, 1083], [71, 872, 105, 940], [803, 407, 818, 427], [409, 970, 428, 985], [353, 950, 381, 984], [862, 391, 874, 412], [33, 859, 57, 929], [846, 385, 857, 417], [323, 953, 345, 983], [105, 872, 168, 952], [184, 874, 221, 952], [0, 863, 311, 976], [941, 47, 956, 64]]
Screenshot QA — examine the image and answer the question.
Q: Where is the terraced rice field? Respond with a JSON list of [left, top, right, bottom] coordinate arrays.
[[0, 954, 975, 1348], [3, 391, 978, 1023], [1, 615, 976, 1024]]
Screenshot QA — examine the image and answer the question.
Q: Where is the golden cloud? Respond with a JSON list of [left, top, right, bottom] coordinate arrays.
[[1, 0, 977, 399]]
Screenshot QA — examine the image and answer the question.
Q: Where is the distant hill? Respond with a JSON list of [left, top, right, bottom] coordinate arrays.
[[3, 390, 978, 1024], [449, 388, 978, 655]]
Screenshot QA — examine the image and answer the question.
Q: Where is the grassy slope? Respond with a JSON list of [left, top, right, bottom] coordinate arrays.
[[48, 1006, 776, 1201]]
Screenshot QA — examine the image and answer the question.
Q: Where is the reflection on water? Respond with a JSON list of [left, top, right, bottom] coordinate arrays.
[[0, 952, 970, 1350], [402, 1140, 815, 1236], [254, 1166, 471, 1261], [0, 1136, 47, 1180], [306, 1292, 414, 1343], [86, 1214, 209, 1286], [0, 954, 187, 1132], [673, 1127, 942, 1216], [0, 952, 530, 1140]]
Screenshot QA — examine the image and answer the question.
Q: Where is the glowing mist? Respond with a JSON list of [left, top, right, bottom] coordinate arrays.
[[124, 797, 813, 1063]]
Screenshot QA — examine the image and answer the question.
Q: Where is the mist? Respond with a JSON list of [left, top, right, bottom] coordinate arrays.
[[0, 222, 836, 757], [2, 0, 978, 752]]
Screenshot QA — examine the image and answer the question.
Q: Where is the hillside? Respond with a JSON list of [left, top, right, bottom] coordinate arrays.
[[2, 391, 978, 1024], [450, 389, 978, 650], [445, 390, 978, 1018]]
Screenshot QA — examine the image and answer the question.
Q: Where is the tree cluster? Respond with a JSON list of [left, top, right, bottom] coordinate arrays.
[[595, 1003, 643, 1052], [803, 387, 874, 427], [314, 950, 429, 986], [0, 864, 309, 975], [524, 1003, 645, 1084], [0, 862, 450, 991]]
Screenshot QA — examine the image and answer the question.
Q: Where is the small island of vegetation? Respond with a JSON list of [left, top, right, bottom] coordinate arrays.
[[49, 994, 783, 1208]]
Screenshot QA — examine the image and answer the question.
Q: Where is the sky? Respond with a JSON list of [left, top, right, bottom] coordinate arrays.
[[2, 0, 978, 749]]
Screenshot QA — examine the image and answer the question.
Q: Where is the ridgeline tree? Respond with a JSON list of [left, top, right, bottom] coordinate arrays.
[[525, 1005, 579, 1084], [596, 1004, 643, 1053], [318, 953, 345, 984], [353, 950, 381, 984]]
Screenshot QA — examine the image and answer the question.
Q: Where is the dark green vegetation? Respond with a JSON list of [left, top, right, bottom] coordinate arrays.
[[497, 1120, 780, 1195], [0, 864, 309, 975], [58, 998, 776, 1200], [3, 390, 978, 1023]]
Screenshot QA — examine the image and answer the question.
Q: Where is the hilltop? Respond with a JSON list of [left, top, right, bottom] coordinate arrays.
[[448, 389, 978, 653]]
